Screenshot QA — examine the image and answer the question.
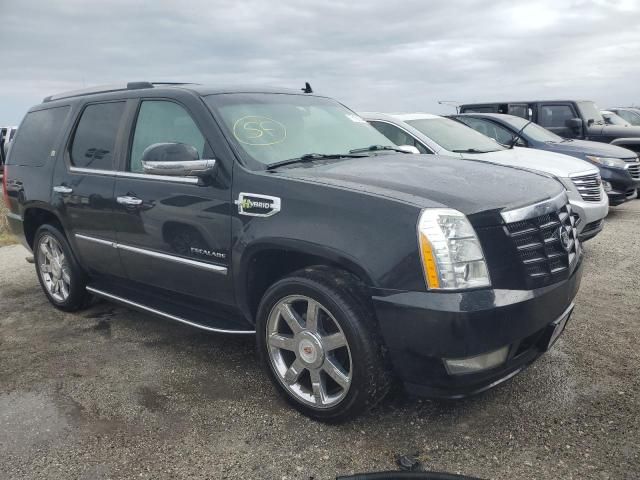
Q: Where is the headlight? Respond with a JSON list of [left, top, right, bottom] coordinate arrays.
[[417, 209, 491, 290], [585, 156, 628, 169]]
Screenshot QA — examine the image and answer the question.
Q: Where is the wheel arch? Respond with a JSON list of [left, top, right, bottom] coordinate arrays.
[[22, 203, 67, 249], [235, 238, 376, 325]]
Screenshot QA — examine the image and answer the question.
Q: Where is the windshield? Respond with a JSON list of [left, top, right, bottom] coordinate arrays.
[[204, 93, 394, 168], [603, 112, 630, 126], [577, 101, 605, 125], [405, 117, 504, 153], [500, 115, 564, 142]]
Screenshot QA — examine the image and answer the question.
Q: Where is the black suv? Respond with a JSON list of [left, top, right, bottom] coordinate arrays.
[[459, 100, 640, 154], [3, 83, 582, 421]]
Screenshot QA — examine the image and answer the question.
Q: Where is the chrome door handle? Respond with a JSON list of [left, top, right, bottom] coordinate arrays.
[[53, 185, 73, 194], [117, 195, 143, 206]]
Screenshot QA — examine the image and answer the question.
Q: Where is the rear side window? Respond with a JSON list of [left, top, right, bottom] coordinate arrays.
[[7, 106, 70, 167], [70, 102, 125, 170], [507, 104, 529, 119]]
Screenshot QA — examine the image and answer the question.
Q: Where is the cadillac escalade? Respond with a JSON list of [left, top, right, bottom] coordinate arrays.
[[3, 83, 583, 421]]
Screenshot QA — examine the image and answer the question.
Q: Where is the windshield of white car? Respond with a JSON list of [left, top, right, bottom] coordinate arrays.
[[603, 113, 631, 127], [205, 93, 396, 169], [405, 117, 504, 153]]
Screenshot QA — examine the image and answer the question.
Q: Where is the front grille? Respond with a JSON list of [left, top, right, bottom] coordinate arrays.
[[571, 173, 602, 202], [626, 161, 640, 180], [505, 203, 579, 279]]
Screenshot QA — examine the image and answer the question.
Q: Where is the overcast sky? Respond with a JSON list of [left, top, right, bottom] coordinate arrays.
[[1, 0, 639, 125]]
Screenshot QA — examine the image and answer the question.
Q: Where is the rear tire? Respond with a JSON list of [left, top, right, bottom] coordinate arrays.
[[33, 224, 91, 312], [256, 266, 391, 422]]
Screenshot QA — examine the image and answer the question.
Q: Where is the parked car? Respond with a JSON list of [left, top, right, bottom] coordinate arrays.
[[4, 82, 583, 421], [450, 113, 640, 207], [0, 126, 17, 168], [601, 110, 631, 127], [607, 107, 640, 126], [458, 100, 640, 153], [363, 112, 608, 240]]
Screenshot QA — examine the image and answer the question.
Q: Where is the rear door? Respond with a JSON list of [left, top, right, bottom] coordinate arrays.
[[537, 103, 579, 138], [52, 100, 127, 278], [113, 96, 234, 306]]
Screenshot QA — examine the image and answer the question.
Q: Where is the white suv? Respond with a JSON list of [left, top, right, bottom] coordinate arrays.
[[362, 112, 609, 241]]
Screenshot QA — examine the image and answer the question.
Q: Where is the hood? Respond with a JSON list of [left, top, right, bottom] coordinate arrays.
[[458, 147, 597, 177], [272, 154, 564, 221], [544, 139, 638, 160]]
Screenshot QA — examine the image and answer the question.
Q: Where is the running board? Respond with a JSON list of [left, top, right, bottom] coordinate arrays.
[[86, 286, 256, 335]]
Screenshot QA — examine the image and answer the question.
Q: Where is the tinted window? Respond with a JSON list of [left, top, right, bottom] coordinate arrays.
[[369, 121, 429, 153], [7, 107, 70, 167], [130, 101, 206, 173], [538, 105, 575, 128], [507, 104, 529, 119], [456, 117, 515, 145], [70, 102, 125, 170]]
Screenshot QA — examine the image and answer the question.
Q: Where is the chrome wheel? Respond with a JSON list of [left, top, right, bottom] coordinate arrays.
[[266, 295, 352, 408], [37, 234, 71, 302]]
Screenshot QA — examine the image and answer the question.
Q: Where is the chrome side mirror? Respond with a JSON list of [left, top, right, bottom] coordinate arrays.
[[396, 145, 421, 154], [141, 142, 217, 177], [143, 158, 217, 177]]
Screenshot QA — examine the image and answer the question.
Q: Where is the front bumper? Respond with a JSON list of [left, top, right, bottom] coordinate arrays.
[[600, 167, 639, 206], [372, 256, 583, 399], [608, 187, 637, 206], [566, 189, 608, 240]]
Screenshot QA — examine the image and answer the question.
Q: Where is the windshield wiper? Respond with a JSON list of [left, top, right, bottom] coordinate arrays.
[[265, 152, 366, 170], [451, 148, 496, 153], [508, 120, 533, 149], [349, 145, 411, 154]]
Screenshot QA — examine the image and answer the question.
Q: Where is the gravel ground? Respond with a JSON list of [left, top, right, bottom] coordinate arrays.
[[0, 202, 639, 480]]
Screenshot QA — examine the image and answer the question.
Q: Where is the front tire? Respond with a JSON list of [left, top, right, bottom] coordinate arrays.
[[256, 266, 390, 422], [33, 224, 91, 312]]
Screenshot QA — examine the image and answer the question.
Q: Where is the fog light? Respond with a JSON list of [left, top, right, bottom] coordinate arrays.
[[602, 181, 612, 192], [443, 346, 509, 375]]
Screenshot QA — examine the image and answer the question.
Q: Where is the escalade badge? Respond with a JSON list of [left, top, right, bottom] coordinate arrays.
[[559, 226, 572, 252], [235, 193, 281, 217]]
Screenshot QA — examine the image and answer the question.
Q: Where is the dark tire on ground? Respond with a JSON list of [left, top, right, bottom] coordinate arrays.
[[33, 224, 91, 312], [256, 265, 391, 422]]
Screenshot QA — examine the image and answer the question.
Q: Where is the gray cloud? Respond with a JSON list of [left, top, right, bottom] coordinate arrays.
[[1, 0, 639, 124]]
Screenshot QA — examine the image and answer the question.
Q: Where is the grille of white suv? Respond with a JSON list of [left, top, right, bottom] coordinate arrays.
[[571, 173, 602, 202]]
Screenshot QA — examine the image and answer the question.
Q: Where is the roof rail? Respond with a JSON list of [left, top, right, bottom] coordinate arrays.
[[42, 81, 158, 103]]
